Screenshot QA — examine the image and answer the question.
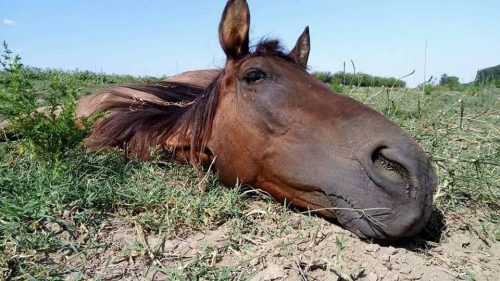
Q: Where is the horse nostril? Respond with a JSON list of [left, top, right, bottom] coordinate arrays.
[[371, 148, 410, 184], [369, 146, 416, 199]]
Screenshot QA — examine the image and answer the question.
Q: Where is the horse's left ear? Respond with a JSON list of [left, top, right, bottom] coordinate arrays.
[[289, 26, 310, 68], [219, 0, 250, 60]]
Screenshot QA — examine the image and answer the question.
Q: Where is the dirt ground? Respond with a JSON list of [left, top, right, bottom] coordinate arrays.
[[51, 199, 499, 281]]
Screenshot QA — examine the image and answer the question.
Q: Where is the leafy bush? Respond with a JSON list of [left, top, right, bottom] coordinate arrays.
[[0, 42, 37, 116], [0, 42, 89, 160]]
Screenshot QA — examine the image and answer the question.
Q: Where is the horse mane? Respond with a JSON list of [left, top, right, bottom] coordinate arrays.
[[85, 39, 295, 166], [251, 39, 296, 64], [85, 75, 222, 165]]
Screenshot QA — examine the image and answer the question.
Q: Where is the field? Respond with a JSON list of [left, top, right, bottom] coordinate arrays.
[[0, 50, 499, 280]]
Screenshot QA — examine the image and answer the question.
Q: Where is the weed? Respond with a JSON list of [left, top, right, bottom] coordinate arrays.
[[0, 41, 89, 161], [158, 243, 240, 281]]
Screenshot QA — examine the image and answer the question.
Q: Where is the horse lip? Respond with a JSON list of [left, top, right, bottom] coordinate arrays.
[[326, 191, 390, 239], [326, 190, 432, 240], [325, 161, 433, 240]]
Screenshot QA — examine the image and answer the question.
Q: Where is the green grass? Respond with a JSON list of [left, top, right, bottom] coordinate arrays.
[[0, 44, 499, 279], [0, 145, 246, 279]]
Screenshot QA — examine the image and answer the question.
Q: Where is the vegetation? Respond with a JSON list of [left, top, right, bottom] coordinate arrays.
[[0, 44, 498, 279], [20, 66, 161, 87], [439, 73, 460, 88], [0, 42, 90, 161], [475, 64, 500, 87], [312, 71, 406, 92]]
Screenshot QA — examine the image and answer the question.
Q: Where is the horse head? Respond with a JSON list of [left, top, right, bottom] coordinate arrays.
[[208, 0, 436, 239], [81, 0, 437, 240]]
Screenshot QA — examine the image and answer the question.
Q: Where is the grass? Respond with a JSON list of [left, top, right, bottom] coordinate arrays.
[[0, 146, 246, 279], [0, 45, 499, 279]]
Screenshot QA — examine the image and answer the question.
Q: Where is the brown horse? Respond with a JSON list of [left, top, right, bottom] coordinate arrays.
[[77, 0, 436, 240]]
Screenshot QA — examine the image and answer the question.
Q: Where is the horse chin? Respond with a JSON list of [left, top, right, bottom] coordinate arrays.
[[327, 190, 433, 241]]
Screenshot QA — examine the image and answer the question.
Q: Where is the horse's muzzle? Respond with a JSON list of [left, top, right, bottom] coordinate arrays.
[[335, 141, 437, 240]]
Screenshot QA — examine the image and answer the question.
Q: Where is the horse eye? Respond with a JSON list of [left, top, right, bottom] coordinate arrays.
[[242, 69, 268, 84]]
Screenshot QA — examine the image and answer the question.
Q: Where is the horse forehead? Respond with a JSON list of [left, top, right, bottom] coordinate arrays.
[[238, 55, 300, 74]]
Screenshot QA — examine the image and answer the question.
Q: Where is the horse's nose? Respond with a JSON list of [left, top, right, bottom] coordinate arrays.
[[364, 143, 421, 199]]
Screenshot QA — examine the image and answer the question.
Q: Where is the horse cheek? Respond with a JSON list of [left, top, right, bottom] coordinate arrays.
[[209, 100, 260, 188]]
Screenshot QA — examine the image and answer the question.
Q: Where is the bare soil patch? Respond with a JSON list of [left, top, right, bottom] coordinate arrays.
[[60, 201, 498, 280]]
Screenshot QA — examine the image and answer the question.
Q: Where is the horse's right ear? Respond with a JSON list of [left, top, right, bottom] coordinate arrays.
[[289, 26, 310, 68], [219, 0, 250, 60]]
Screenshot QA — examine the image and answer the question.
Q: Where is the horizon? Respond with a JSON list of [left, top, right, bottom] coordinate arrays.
[[1, 0, 499, 87]]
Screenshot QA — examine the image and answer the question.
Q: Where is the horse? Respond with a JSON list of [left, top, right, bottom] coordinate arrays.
[[76, 0, 437, 240]]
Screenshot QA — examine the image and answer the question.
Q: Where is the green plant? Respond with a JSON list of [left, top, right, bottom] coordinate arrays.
[[331, 81, 345, 93], [163, 245, 236, 280], [424, 85, 433, 95], [0, 41, 89, 160], [0, 42, 37, 116]]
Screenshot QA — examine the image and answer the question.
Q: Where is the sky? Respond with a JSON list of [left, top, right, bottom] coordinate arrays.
[[1, 0, 499, 87]]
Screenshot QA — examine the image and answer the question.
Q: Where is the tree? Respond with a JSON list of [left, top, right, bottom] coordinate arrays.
[[475, 65, 500, 83], [439, 74, 460, 87]]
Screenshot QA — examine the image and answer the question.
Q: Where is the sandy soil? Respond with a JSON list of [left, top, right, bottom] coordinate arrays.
[[57, 202, 498, 281]]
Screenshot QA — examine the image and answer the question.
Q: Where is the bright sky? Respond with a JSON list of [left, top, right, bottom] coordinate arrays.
[[1, 0, 499, 87]]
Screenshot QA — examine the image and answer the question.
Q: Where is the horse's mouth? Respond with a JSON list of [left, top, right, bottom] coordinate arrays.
[[326, 186, 433, 240], [327, 192, 390, 239]]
